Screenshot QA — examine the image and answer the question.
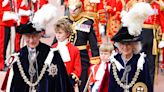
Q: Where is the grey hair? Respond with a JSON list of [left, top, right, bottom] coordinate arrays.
[[132, 42, 142, 54]]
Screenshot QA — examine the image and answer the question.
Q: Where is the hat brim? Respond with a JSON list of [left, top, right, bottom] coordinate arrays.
[[120, 36, 142, 43], [111, 27, 142, 43]]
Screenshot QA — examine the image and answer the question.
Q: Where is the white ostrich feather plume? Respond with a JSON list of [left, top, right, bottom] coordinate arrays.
[[121, 2, 154, 36], [32, 4, 58, 30]]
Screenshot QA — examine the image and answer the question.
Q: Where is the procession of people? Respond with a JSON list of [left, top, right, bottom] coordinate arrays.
[[0, 0, 164, 92]]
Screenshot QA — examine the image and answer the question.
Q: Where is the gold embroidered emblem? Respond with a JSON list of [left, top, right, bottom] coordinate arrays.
[[132, 82, 148, 92], [47, 64, 58, 77]]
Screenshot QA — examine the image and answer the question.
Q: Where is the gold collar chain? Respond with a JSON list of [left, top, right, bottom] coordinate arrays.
[[16, 57, 48, 87], [112, 63, 141, 90]]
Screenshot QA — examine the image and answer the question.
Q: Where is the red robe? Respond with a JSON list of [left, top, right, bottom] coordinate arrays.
[[0, 0, 5, 70], [52, 42, 81, 78], [19, 0, 30, 24], [98, 62, 110, 92], [2, 0, 23, 53], [89, 62, 110, 92]]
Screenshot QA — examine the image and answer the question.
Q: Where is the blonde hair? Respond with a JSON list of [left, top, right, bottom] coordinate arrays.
[[99, 42, 114, 52], [54, 18, 73, 36]]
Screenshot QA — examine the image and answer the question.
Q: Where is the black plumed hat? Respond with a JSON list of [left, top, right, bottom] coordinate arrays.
[[111, 27, 142, 43], [16, 22, 44, 34]]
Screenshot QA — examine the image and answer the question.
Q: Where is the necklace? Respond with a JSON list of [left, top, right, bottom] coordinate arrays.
[[111, 62, 141, 92], [16, 56, 48, 87]]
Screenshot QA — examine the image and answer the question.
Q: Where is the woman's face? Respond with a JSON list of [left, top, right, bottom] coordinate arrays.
[[55, 29, 69, 42], [23, 32, 42, 48], [118, 42, 134, 56]]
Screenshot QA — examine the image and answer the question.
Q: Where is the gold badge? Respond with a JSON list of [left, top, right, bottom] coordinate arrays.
[[132, 82, 148, 92], [47, 64, 58, 77]]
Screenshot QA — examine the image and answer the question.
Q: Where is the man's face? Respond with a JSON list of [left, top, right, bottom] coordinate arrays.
[[55, 29, 69, 42], [69, 7, 81, 17], [23, 32, 42, 48]]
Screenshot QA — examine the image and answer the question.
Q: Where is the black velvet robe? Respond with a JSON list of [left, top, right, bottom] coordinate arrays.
[[9, 42, 74, 92], [108, 54, 153, 92]]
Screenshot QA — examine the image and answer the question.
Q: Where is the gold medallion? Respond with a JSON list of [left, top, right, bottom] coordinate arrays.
[[132, 82, 148, 92]]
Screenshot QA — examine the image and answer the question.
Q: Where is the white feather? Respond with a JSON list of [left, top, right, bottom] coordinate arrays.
[[121, 2, 154, 36], [32, 4, 58, 30]]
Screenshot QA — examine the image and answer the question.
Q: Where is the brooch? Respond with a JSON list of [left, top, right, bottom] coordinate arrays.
[[47, 64, 58, 77]]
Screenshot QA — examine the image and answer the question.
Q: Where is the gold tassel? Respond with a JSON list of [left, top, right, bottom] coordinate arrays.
[[153, 53, 158, 85], [152, 25, 159, 84], [152, 26, 158, 55], [152, 38, 158, 55]]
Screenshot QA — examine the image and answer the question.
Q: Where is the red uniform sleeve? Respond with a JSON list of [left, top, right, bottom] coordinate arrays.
[[39, 0, 48, 8], [2, 0, 22, 26], [19, 0, 29, 24], [159, 9, 164, 34], [72, 47, 81, 78], [34, 0, 48, 12]]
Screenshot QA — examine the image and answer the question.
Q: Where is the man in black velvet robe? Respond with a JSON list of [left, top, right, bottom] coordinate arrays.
[[1, 22, 74, 92]]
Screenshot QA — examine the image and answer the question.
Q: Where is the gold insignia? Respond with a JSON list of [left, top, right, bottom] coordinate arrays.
[[132, 82, 148, 92], [47, 64, 58, 77]]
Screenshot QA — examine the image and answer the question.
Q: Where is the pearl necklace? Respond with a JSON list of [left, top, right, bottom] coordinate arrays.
[[112, 62, 141, 91], [16, 57, 48, 87]]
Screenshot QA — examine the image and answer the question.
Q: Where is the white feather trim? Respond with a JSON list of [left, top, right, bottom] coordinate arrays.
[[32, 4, 58, 30], [2, 0, 8, 7], [158, 41, 164, 48], [137, 52, 146, 70], [109, 51, 124, 71], [121, 2, 154, 36]]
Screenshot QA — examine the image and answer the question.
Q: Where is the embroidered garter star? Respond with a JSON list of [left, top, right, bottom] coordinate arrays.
[[47, 64, 58, 77]]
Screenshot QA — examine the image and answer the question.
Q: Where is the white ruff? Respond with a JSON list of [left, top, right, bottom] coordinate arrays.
[[57, 39, 71, 62], [109, 51, 124, 71]]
